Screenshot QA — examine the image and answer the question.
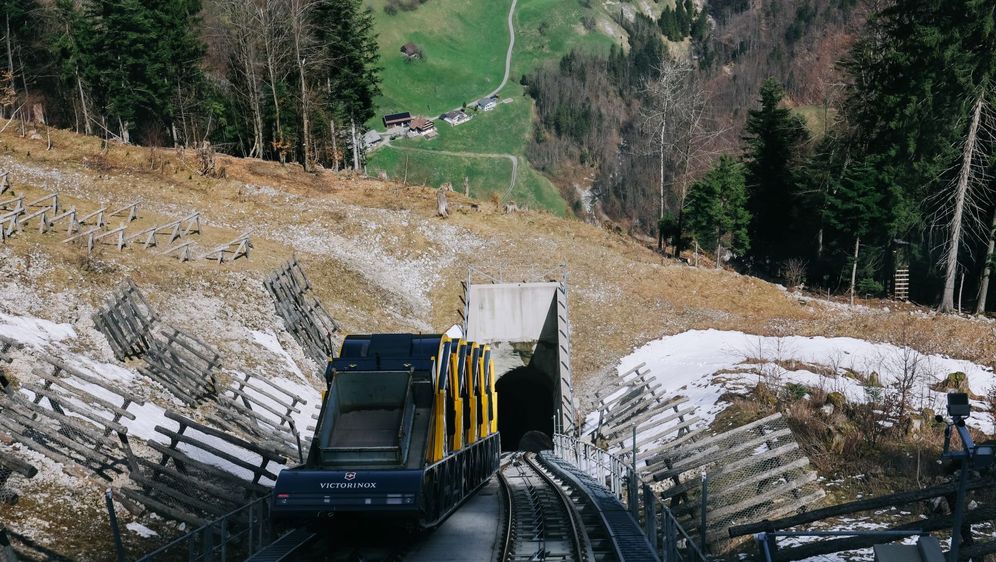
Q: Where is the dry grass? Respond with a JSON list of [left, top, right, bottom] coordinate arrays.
[[2, 126, 994, 391]]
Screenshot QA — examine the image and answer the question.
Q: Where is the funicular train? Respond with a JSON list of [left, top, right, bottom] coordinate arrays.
[[271, 333, 500, 527]]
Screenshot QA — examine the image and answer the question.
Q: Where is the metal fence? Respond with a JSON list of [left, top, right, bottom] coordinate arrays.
[[133, 494, 274, 562], [553, 433, 710, 561]]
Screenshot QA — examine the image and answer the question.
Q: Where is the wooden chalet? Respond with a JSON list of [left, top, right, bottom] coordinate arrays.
[[383, 112, 413, 128]]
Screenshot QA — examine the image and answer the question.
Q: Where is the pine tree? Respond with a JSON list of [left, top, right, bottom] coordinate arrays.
[[682, 0, 695, 36], [673, 0, 688, 38], [313, 0, 381, 169], [742, 78, 811, 269], [1, 0, 45, 113], [840, 0, 996, 308], [685, 155, 751, 268], [691, 9, 709, 41], [658, 7, 679, 41], [822, 160, 885, 304], [52, 0, 95, 134], [149, 0, 206, 146], [84, 0, 205, 143]]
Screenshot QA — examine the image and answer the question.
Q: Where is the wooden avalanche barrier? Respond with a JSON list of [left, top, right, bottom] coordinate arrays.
[[265, 258, 339, 365], [643, 413, 825, 550], [140, 328, 221, 405], [592, 362, 705, 458], [0, 449, 37, 506], [94, 281, 222, 406], [209, 371, 309, 462], [120, 411, 286, 526], [93, 279, 159, 361], [0, 353, 143, 479]]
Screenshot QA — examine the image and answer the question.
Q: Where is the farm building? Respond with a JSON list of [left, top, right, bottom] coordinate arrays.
[[363, 130, 383, 149], [383, 112, 413, 128], [477, 96, 498, 112], [409, 117, 437, 137], [442, 110, 471, 126]]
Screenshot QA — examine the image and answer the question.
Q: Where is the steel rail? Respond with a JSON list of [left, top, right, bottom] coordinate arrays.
[[497, 452, 588, 561], [524, 453, 597, 562]]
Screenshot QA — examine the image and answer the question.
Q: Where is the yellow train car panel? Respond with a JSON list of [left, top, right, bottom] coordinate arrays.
[[448, 340, 466, 451], [466, 343, 480, 444], [430, 336, 452, 463]]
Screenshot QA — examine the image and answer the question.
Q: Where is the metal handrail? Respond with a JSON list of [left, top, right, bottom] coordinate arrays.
[[553, 432, 711, 561], [135, 494, 273, 562]]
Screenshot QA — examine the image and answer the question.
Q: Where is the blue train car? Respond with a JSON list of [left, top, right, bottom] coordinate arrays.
[[271, 333, 499, 527]]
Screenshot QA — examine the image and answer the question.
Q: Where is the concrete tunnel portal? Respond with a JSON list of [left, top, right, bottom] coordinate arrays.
[[465, 281, 574, 451], [495, 366, 554, 450]]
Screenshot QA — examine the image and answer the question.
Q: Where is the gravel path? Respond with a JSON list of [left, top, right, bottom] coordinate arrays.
[[488, 0, 518, 99]]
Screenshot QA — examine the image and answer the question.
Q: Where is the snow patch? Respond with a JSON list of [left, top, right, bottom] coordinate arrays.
[[249, 330, 305, 378], [126, 522, 159, 538], [0, 312, 76, 346], [607, 329, 996, 434]]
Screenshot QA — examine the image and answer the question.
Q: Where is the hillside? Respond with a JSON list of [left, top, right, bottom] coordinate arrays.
[[364, 0, 619, 213], [0, 128, 994, 559]]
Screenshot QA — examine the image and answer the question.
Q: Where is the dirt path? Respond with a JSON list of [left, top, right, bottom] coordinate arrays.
[[487, 0, 518, 99], [386, 144, 518, 199]]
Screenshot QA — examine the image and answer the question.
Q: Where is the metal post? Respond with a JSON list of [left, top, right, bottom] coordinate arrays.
[[629, 425, 639, 517], [204, 519, 214, 562], [700, 471, 708, 552], [949, 456, 969, 562], [104, 489, 126, 562], [665, 508, 677, 561], [248, 501, 255, 554], [643, 484, 658, 552], [220, 517, 228, 561]]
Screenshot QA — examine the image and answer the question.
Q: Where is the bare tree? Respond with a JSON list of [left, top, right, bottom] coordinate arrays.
[[641, 58, 694, 224], [289, 0, 318, 172], [939, 91, 992, 312], [257, 0, 292, 161], [222, 0, 265, 158], [4, 12, 15, 117], [976, 206, 995, 314], [642, 59, 727, 254]]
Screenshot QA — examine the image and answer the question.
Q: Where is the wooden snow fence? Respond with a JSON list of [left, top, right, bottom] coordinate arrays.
[[201, 232, 252, 263], [93, 281, 221, 406], [640, 413, 824, 550], [92, 279, 159, 361], [140, 328, 221, 405], [592, 363, 705, 459], [0, 354, 143, 480], [0, 192, 59, 242], [0, 448, 37, 505], [121, 411, 286, 526], [264, 259, 339, 365], [727, 470, 996, 561], [209, 372, 308, 462], [0, 335, 19, 388]]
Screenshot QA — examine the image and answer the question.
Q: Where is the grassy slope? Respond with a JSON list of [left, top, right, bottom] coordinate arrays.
[[367, 0, 615, 215], [366, 0, 511, 118]]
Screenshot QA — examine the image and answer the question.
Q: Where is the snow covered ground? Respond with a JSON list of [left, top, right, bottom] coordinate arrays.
[[0, 311, 322, 486], [601, 329, 996, 436]]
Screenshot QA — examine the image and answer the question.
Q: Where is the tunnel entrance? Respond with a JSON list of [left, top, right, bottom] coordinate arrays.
[[496, 366, 554, 451]]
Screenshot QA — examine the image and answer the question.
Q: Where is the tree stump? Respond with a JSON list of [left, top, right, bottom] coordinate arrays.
[[197, 141, 216, 177], [437, 183, 451, 218]]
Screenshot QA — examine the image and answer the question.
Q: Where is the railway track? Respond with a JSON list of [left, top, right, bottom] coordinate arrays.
[[498, 452, 623, 562]]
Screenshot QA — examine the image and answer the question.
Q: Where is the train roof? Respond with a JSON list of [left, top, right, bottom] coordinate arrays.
[[330, 333, 443, 373]]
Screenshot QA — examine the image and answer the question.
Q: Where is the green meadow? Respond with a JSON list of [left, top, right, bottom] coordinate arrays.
[[366, 0, 616, 214]]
